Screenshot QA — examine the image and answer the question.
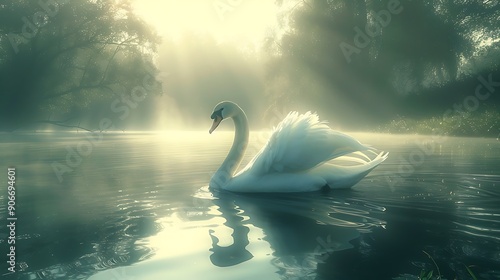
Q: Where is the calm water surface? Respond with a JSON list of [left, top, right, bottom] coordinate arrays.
[[0, 132, 499, 280]]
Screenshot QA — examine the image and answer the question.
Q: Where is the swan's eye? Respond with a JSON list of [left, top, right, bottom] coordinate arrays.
[[211, 108, 224, 120]]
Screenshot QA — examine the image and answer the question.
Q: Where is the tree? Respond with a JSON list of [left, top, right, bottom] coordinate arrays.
[[0, 0, 162, 131], [265, 0, 499, 128]]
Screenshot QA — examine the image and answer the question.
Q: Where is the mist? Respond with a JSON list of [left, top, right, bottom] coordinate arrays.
[[2, 2, 500, 279], [1, 0, 499, 136]]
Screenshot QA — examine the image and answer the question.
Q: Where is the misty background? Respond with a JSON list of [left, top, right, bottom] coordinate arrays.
[[0, 0, 499, 136]]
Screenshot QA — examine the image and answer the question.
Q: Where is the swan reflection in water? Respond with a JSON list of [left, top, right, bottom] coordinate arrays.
[[204, 187, 387, 277], [203, 101, 388, 277]]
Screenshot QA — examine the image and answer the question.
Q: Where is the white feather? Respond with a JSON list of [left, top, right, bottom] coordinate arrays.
[[209, 102, 388, 193]]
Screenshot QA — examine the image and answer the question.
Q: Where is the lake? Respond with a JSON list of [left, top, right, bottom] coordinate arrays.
[[0, 131, 499, 280]]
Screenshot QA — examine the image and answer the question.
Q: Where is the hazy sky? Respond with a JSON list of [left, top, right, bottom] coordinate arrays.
[[124, 1, 499, 132], [128, 0, 298, 130], [131, 0, 284, 48]]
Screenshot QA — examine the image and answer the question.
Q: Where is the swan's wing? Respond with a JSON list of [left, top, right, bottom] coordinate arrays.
[[239, 112, 370, 175]]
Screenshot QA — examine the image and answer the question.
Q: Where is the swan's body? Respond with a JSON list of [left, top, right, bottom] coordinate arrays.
[[209, 101, 388, 192]]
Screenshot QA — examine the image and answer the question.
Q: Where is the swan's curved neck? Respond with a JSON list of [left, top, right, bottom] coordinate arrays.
[[212, 107, 248, 188]]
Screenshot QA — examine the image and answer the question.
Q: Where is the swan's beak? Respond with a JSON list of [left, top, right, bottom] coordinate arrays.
[[209, 116, 222, 134]]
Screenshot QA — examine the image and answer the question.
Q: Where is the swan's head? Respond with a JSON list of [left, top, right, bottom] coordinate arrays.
[[209, 101, 239, 134]]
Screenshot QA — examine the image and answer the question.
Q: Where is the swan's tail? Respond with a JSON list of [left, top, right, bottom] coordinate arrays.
[[369, 151, 389, 166], [332, 150, 388, 167], [320, 150, 389, 189]]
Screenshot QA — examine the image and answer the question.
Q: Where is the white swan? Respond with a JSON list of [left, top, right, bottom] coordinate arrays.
[[209, 101, 388, 192]]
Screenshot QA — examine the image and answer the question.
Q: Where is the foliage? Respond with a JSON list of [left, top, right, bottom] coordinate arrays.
[[376, 109, 500, 137], [420, 250, 442, 280], [0, 0, 162, 131], [395, 251, 480, 280], [266, 0, 500, 132]]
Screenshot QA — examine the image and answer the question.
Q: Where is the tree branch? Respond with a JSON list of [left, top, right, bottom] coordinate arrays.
[[35, 120, 93, 132], [45, 82, 116, 100], [99, 44, 122, 84]]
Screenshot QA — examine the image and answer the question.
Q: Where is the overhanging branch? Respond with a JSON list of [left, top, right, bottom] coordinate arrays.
[[36, 120, 93, 132]]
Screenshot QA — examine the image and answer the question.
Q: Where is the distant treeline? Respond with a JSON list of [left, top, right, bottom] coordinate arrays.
[[264, 0, 499, 135]]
